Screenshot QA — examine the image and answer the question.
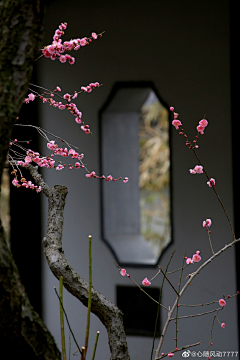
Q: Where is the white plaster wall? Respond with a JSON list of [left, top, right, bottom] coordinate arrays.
[[38, 1, 237, 359]]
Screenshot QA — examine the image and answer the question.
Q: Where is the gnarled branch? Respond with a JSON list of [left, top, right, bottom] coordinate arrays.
[[27, 164, 130, 360]]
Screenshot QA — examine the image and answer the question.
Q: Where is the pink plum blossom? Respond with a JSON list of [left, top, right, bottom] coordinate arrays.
[[47, 141, 58, 150], [192, 253, 201, 262], [75, 117, 82, 124], [170, 106, 174, 112], [86, 171, 96, 178], [221, 323, 225, 329], [199, 119, 208, 127], [28, 93, 35, 101], [219, 299, 226, 307], [194, 165, 203, 174], [92, 32, 97, 39], [123, 177, 129, 183], [207, 178, 216, 187], [75, 162, 81, 169], [172, 119, 182, 130], [203, 219, 212, 228], [24, 156, 32, 163], [63, 93, 71, 102], [196, 250, 201, 255], [186, 258, 193, 264], [168, 353, 174, 357], [12, 179, 19, 186], [68, 149, 75, 155], [56, 86, 61, 91], [68, 57, 75, 65], [189, 165, 203, 174], [56, 164, 64, 170], [120, 269, 127, 276], [59, 55, 67, 63], [142, 278, 151, 286], [196, 125, 205, 134]]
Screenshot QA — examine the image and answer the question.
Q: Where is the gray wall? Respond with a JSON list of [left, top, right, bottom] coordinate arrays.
[[38, 1, 237, 359]]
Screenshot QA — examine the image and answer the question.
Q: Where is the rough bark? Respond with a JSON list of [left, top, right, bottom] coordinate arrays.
[[0, 1, 61, 359], [27, 164, 130, 360]]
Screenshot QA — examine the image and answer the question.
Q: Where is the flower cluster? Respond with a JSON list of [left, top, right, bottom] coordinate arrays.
[[11, 171, 41, 193], [196, 119, 208, 135], [8, 137, 129, 190], [42, 22, 101, 64], [189, 165, 203, 174], [171, 108, 182, 130], [185, 250, 201, 264], [23, 83, 101, 135], [81, 82, 100, 93]]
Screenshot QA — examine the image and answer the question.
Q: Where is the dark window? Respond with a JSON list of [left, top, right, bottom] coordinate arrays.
[[117, 285, 160, 337]]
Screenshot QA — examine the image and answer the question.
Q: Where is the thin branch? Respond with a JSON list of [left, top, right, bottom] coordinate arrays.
[[170, 307, 223, 320], [155, 341, 202, 359], [91, 332, 100, 360], [154, 237, 240, 359], [83, 235, 92, 360], [192, 148, 235, 239], [159, 266, 179, 295], [54, 287, 82, 355], [59, 276, 67, 360]]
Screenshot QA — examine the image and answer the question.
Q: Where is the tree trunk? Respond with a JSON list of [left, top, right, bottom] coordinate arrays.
[[0, 1, 61, 358]]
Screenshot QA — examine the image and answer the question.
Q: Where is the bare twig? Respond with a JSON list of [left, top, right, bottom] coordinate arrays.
[[154, 237, 240, 359]]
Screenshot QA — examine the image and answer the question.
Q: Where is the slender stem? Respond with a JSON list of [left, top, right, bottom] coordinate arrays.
[[129, 276, 169, 311], [150, 251, 175, 360], [59, 276, 67, 360], [84, 235, 92, 360], [208, 229, 215, 255], [150, 270, 161, 282], [69, 332, 71, 360], [80, 347, 85, 360], [208, 313, 218, 355], [179, 300, 217, 307], [170, 307, 222, 320], [175, 254, 185, 348], [113, 260, 169, 311], [166, 264, 189, 274], [54, 287, 82, 355], [91, 331, 100, 360], [159, 266, 179, 295], [155, 341, 201, 359], [192, 148, 235, 239]]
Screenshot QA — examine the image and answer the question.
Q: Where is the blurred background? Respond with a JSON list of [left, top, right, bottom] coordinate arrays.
[[2, 0, 239, 358]]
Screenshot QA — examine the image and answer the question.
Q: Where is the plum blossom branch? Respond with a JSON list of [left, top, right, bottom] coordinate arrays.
[[154, 237, 240, 359], [171, 107, 235, 240], [155, 342, 202, 360], [114, 261, 170, 312], [41, 22, 104, 65], [8, 126, 128, 191]]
